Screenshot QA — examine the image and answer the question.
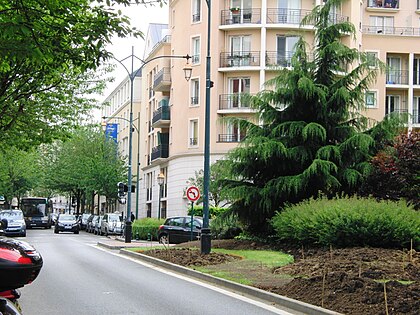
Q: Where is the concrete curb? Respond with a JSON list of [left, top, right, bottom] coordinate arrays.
[[119, 248, 342, 315]]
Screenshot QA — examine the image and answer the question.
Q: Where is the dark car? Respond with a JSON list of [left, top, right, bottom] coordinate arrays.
[[54, 214, 79, 234], [79, 213, 91, 230], [157, 216, 203, 244], [93, 215, 104, 235], [0, 209, 26, 237], [86, 214, 97, 233]]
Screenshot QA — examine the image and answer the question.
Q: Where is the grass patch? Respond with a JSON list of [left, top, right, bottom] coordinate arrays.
[[193, 267, 253, 285], [374, 279, 415, 285]]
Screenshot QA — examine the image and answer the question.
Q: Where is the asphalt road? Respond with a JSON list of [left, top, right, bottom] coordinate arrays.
[[18, 229, 297, 315]]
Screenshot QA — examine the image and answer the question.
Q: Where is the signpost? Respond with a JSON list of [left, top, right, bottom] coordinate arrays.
[[186, 186, 200, 241]]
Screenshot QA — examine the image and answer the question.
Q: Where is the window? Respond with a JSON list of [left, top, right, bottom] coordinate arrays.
[[414, 57, 420, 85], [278, 0, 301, 24], [146, 172, 153, 202], [192, 37, 200, 64], [413, 97, 420, 123], [191, 79, 199, 106], [366, 51, 378, 68], [229, 35, 251, 66], [365, 91, 377, 108], [189, 119, 199, 146], [228, 77, 250, 108], [369, 16, 394, 34], [226, 121, 246, 142], [277, 36, 299, 67], [386, 57, 401, 84], [385, 95, 400, 115], [192, 0, 201, 22]]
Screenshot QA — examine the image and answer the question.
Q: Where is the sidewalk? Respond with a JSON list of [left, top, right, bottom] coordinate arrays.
[[97, 236, 167, 250]]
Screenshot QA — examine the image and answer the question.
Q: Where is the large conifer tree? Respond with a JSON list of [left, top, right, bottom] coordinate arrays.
[[220, 0, 398, 232]]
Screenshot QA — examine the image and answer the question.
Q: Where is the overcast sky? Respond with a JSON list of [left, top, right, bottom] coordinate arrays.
[[100, 2, 169, 102]]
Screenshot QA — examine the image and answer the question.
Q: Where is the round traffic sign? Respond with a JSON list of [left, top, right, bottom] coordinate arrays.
[[186, 186, 200, 202]]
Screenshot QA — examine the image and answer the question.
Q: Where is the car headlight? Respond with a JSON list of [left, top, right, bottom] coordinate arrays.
[[58, 223, 64, 226]]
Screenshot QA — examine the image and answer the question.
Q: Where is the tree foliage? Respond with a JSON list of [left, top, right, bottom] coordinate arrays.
[[41, 127, 126, 213], [219, 0, 401, 232], [0, 0, 163, 148], [360, 131, 420, 209]]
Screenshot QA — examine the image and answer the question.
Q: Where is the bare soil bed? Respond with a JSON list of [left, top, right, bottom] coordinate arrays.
[[139, 239, 419, 315]]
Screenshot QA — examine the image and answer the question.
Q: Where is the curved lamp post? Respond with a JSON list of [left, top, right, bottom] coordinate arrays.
[[157, 172, 165, 220], [109, 47, 191, 243]]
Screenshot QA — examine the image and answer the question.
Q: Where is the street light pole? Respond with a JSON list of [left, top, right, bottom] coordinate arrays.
[[201, 0, 212, 254], [109, 48, 192, 243]]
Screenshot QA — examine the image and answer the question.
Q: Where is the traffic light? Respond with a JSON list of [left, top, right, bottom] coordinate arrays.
[[117, 182, 127, 198]]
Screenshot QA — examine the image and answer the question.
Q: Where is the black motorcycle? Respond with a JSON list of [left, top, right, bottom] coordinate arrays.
[[0, 219, 43, 314]]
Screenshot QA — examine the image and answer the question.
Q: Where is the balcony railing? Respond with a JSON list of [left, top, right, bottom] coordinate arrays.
[[220, 51, 260, 68], [189, 138, 198, 146], [413, 110, 420, 124], [192, 13, 200, 22], [266, 51, 294, 67], [218, 134, 244, 142], [153, 67, 171, 91], [219, 94, 252, 110], [362, 26, 420, 36], [192, 55, 200, 64], [152, 106, 170, 126], [266, 8, 312, 25], [367, 0, 399, 9], [151, 144, 169, 161], [386, 70, 409, 85], [220, 8, 261, 25], [191, 96, 199, 105]]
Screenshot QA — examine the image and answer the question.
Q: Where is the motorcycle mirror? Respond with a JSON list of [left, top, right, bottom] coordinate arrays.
[[0, 218, 7, 229]]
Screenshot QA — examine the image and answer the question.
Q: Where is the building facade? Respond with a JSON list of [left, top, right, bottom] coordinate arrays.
[[103, 0, 420, 219]]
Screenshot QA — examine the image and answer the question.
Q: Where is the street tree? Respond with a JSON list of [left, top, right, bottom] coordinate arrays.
[[0, 0, 164, 148], [0, 147, 39, 206], [219, 0, 401, 233]]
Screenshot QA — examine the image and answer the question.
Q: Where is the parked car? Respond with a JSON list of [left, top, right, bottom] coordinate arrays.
[[93, 215, 104, 235], [100, 213, 123, 236], [0, 209, 26, 237], [157, 216, 203, 244], [79, 213, 91, 230], [54, 214, 79, 234], [86, 215, 97, 233]]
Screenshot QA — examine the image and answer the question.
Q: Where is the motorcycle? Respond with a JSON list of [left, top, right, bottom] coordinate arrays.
[[0, 218, 43, 314]]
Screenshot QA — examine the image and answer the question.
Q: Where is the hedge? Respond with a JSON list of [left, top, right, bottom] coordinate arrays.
[[132, 218, 165, 241]]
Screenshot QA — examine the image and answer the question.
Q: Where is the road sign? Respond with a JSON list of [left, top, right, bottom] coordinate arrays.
[[186, 186, 200, 202]]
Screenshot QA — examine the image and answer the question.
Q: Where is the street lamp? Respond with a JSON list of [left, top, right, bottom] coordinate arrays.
[[201, 0, 212, 254], [157, 172, 165, 220], [109, 47, 191, 243]]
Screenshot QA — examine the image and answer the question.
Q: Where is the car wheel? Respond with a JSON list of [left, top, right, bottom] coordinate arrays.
[[74, 230, 79, 234], [105, 229, 108, 236], [159, 234, 169, 244], [21, 232, 26, 237], [54, 230, 58, 234]]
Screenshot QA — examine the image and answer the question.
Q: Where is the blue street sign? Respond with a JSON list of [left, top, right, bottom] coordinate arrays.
[[105, 123, 118, 142]]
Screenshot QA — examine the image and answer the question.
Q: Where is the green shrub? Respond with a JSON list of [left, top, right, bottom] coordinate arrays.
[[271, 197, 420, 249], [210, 212, 243, 239], [132, 218, 165, 241], [187, 205, 226, 218]]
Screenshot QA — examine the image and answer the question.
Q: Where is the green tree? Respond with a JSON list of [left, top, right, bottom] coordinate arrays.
[[0, 147, 39, 205], [41, 127, 126, 214], [220, 0, 400, 233], [0, 0, 163, 148]]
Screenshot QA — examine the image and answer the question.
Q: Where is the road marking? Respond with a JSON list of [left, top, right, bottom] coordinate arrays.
[[91, 245, 297, 315]]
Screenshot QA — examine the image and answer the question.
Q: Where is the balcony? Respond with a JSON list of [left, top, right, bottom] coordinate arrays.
[[386, 70, 409, 85], [367, 0, 399, 9], [266, 51, 293, 67], [151, 144, 169, 161], [219, 94, 252, 111], [362, 26, 420, 36], [220, 8, 261, 25], [153, 67, 171, 92], [218, 134, 244, 143], [266, 8, 312, 25], [220, 51, 260, 68], [152, 100, 170, 128]]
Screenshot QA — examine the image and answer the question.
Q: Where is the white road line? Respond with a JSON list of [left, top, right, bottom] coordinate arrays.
[[91, 244, 296, 315]]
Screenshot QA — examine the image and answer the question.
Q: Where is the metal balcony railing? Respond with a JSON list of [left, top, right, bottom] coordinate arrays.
[[265, 51, 294, 67], [367, 0, 399, 9], [386, 70, 409, 85], [192, 13, 200, 22], [189, 138, 198, 146], [219, 94, 252, 110], [151, 144, 169, 160], [191, 96, 199, 105], [266, 8, 312, 25], [153, 67, 171, 90], [220, 8, 261, 25], [220, 51, 260, 68], [412, 110, 420, 124], [192, 55, 200, 64], [362, 26, 420, 36], [218, 134, 243, 142], [152, 106, 170, 125]]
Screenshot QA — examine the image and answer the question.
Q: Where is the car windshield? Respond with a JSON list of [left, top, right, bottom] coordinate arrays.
[[0, 211, 24, 220], [108, 214, 121, 221], [59, 215, 76, 221]]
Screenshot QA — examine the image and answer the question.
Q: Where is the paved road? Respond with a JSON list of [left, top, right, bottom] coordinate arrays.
[[19, 229, 298, 315]]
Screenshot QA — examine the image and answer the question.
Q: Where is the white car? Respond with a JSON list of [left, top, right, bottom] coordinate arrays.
[[100, 213, 123, 236], [0, 209, 26, 237]]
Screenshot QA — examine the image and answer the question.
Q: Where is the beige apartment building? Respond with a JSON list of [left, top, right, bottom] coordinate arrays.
[[102, 0, 420, 219]]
